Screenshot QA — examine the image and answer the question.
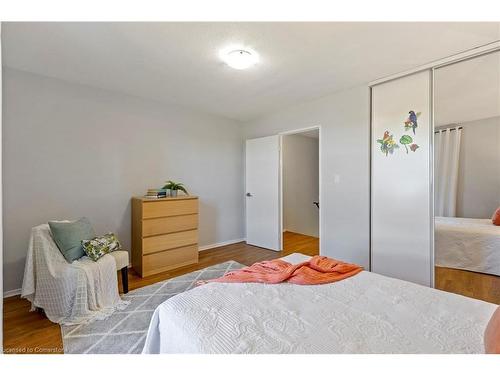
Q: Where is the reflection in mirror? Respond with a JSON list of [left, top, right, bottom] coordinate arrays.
[[434, 51, 500, 303]]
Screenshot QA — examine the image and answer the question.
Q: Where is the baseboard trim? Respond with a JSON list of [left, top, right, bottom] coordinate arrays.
[[4, 288, 21, 298], [199, 238, 246, 251]]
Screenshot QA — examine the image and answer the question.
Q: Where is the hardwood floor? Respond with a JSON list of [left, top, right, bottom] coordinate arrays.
[[2, 231, 319, 354], [3, 231, 499, 354], [435, 266, 500, 305]]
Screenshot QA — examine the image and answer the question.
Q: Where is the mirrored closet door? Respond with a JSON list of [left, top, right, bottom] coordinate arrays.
[[433, 51, 500, 302]]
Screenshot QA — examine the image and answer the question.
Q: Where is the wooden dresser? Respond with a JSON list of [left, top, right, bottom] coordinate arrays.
[[131, 196, 199, 277]]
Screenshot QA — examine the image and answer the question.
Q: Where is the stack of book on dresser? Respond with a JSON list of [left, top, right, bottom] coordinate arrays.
[[144, 189, 167, 199]]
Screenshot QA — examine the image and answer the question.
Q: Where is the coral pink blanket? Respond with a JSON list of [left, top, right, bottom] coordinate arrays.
[[201, 256, 363, 285]]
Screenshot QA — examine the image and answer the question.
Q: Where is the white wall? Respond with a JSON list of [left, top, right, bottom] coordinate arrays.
[[282, 134, 319, 237], [3, 68, 245, 293], [244, 86, 370, 268], [454, 116, 500, 218]]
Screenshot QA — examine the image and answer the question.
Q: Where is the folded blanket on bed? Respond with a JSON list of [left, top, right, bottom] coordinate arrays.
[[200, 255, 363, 285]]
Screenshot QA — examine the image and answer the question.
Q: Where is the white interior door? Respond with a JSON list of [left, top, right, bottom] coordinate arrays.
[[245, 135, 281, 251]]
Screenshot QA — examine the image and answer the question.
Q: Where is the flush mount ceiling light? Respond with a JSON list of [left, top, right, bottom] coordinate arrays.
[[220, 47, 259, 70]]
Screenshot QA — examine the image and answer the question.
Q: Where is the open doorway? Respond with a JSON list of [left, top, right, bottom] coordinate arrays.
[[280, 127, 320, 256]]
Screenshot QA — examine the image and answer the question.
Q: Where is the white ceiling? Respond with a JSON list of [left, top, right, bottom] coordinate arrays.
[[3, 22, 500, 121], [435, 51, 500, 126]]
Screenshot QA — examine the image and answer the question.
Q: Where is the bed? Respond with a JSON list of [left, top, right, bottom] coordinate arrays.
[[142, 253, 497, 354], [435, 216, 500, 276]]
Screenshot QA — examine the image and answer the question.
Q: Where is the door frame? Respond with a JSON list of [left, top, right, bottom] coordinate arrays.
[[278, 125, 322, 253]]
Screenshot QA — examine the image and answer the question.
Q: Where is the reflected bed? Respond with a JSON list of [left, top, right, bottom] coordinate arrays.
[[435, 216, 500, 276]]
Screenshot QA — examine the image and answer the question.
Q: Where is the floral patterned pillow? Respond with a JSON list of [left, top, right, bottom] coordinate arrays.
[[81, 233, 121, 261]]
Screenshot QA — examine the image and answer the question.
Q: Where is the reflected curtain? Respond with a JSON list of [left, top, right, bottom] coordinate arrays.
[[435, 127, 462, 217]]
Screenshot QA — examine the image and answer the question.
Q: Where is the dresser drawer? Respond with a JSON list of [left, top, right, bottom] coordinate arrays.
[[142, 199, 198, 219], [132, 196, 199, 277], [142, 229, 198, 254], [142, 214, 198, 237], [142, 245, 198, 276]]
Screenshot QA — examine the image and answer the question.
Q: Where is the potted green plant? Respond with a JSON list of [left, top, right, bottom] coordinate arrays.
[[162, 180, 188, 198]]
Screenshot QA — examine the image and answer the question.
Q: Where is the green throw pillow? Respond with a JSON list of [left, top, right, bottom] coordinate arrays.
[[82, 233, 121, 262], [49, 217, 96, 262]]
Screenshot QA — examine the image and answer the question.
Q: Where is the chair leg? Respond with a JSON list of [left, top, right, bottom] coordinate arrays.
[[121, 267, 129, 294], [36, 307, 46, 317]]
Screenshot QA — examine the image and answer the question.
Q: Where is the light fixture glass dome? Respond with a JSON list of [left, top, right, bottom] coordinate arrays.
[[220, 48, 259, 70]]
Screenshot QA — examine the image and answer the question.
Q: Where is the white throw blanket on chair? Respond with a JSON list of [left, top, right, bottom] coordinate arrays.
[[21, 224, 129, 325]]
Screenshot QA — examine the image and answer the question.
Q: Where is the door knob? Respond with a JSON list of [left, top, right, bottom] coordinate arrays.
[[246, 193, 252, 197]]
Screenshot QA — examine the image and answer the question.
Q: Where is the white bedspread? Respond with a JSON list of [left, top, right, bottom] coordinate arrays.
[[143, 253, 497, 354], [435, 216, 500, 276], [21, 224, 129, 325]]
